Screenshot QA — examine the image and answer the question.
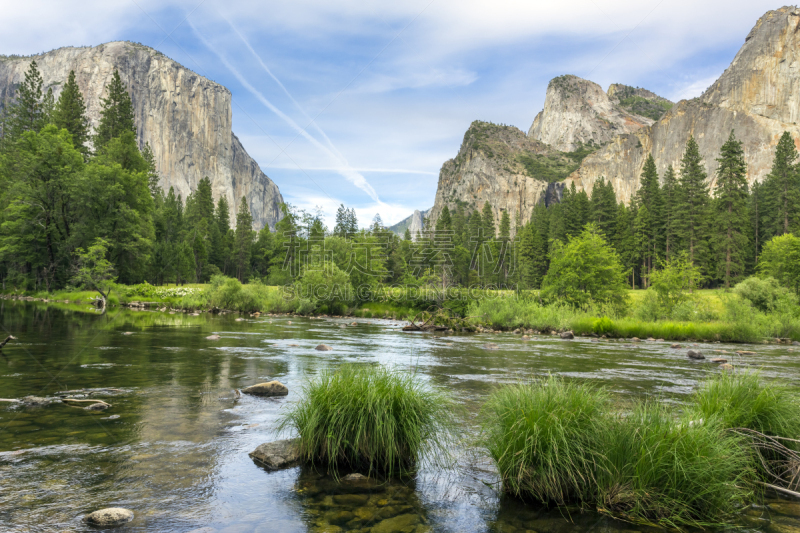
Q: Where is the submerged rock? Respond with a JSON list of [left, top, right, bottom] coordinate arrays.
[[85, 402, 110, 411], [483, 343, 499, 350], [371, 514, 421, 533], [315, 344, 333, 351], [342, 473, 367, 481], [249, 438, 301, 470], [205, 334, 221, 340], [85, 508, 134, 526], [687, 350, 705, 360], [560, 331, 574, 339], [710, 358, 728, 364], [670, 344, 682, 349], [242, 381, 288, 396]]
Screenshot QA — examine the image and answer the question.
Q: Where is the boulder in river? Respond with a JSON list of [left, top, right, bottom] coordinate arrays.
[[205, 334, 221, 340], [720, 363, 734, 371], [85, 508, 134, 526], [20, 396, 52, 407], [315, 344, 332, 351], [687, 350, 705, 360], [242, 381, 288, 397], [711, 358, 728, 364], [560, 331, 574, 339], [670, 344, 682, 349], [249, 438, 301, 470]]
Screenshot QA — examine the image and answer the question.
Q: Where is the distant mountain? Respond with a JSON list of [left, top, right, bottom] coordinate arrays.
[[388, 208, 430, 237]]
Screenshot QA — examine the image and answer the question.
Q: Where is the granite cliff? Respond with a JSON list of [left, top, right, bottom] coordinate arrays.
[[427, 121, 579, 233], [565, 6, 800, 203], [0, 41, 283, 229], [528, 75, 671, 152]]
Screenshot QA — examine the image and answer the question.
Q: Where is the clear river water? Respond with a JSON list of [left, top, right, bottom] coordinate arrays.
[[1, 301, 800, 533]]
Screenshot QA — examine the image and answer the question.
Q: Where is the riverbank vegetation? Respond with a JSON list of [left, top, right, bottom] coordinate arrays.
[[481, 372, 800, 528], [276, 365, 458, 478]]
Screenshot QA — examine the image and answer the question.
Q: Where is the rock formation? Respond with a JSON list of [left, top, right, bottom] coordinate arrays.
[[428, 121, 579, 232], [0, 41, 283, 229], [388, 208, 430, 238], [528, 75, 664, 152], [565, 6, 800, 203]]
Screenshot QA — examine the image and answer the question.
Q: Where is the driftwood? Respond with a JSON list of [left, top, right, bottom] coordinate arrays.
[[0, 335, 17, 349], [61, 398, 111, 407], [760, 481, 800, 500], [730, 427, 800, 492], [56, 388, 125, 395]]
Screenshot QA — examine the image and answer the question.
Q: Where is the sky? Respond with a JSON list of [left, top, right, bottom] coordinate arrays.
[[0, 0, 785, 229]]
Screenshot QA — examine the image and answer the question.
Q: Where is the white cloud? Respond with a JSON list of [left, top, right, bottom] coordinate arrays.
[[670, 75, 722, 102]]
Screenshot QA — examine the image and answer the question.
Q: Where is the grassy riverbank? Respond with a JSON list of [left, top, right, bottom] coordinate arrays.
[[6, 278, 800, 343]]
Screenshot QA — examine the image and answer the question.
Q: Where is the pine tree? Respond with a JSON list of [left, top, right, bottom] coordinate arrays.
[[403, 228, 412, 241], [614, 203, 637, 288], [634, 154, 663, 281], [762, 131, 800, 238], [94, 70, 136, 150], [498, 210, 511, 284], [712, 130, 750, 288], [750, 180, 763, 265], [53, 70, 90, 157], [141, 142, 160, 196], [234, 197, 254, 281], [662, 165, 679, 259], [590, 177, 617, 238], [436, 206, 452, 232], [334, 204, 349, 237], [677, 136, 710, 268], [481, 202, 495, 238], [2, 60, 50, 141]]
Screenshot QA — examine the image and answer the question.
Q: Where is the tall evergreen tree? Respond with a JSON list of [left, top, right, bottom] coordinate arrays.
[[52, 70, 90, 157], [1, 60, 50, 141], [141, 142, 160, 196], [662, 165, 680, 259], [677, 136, 710, 268], [634, 154, 663, 281], [712, 130, 750, 288], [590, 177, 617, 238], [234, 197, 254, 281], [94, 70, 136, 150], [333, 204, 349, 237], [762, 131, 800, 238]]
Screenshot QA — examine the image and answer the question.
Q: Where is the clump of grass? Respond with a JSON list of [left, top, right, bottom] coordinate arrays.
[[689, 371, 800, 441], [480, 376, 609, 504], [481, 376, 754, 528], [598, 402, 753, 528], [277, 364, 458, 478]]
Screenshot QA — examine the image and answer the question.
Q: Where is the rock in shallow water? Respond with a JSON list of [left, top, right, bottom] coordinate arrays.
[[560, 331, 574, 339], [85, 507, 134, 526], [687, 350, 705, 360], [315, 344, 333, 351], [249, 438, 301, 470], [242, 381, 288, 396]]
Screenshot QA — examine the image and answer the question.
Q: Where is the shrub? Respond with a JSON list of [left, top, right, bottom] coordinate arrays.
[[541, 224, 629, 310], [277, 365, 458, 478], [734, 276, 798, 313], [759, 233, 800, 294], [592, 316, 614, 335]]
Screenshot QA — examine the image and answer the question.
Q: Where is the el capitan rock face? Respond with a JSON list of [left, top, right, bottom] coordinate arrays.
[[565, 6, 800, 203], [0, 41, 283, 229], [528, 75, 658, 152]]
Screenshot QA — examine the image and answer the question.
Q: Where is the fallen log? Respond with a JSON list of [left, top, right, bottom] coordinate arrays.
[[61, 398, 111, 406], [759, 481, 800, 500]]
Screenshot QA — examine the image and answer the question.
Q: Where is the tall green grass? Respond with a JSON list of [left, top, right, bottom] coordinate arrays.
[[277, 365, 458, 478], [688, 371, 800, 450], [481, 376, 755, 528]]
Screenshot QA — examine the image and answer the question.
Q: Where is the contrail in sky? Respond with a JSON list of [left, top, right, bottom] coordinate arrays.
[[188, 19, 384, 204]]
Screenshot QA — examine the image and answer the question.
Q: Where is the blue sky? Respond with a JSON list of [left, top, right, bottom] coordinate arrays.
[[0, 0, 783, 228]]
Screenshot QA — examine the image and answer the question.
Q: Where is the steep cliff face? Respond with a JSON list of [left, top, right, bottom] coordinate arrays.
[[0, 41, 283, 229], [528, 75, 659, 152], [388, 208, 430, 238], [428, 121, 581, 232], [566, 6, 800, 202]]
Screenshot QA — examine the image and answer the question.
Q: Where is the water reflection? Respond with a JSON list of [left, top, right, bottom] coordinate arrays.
[[1, 302, 800, 531]]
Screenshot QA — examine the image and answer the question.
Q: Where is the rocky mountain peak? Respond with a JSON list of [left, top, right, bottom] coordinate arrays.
[[527, 75, 656, 152]]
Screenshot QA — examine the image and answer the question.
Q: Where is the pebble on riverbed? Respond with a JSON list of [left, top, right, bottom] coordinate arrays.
[[242, 381, 289, 397], [85, 508, 134, 526]]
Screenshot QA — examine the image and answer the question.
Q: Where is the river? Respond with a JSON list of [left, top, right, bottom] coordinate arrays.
[[1, 302, 799, 532]]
